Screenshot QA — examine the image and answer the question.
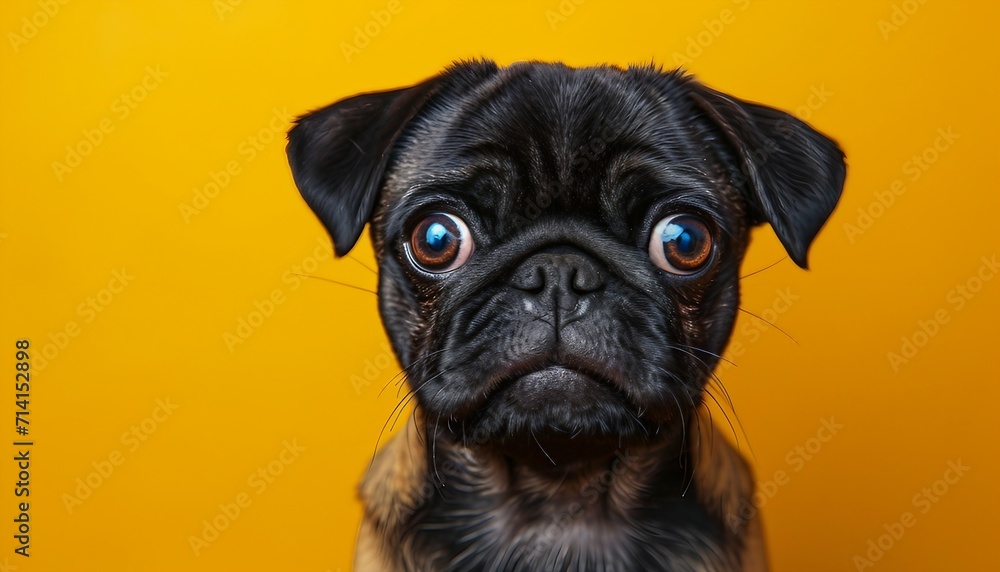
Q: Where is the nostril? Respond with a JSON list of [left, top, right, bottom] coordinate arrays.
[[511, 264, 546, 294], [571, 266, 604, 294], [510, 249, 605, 297]]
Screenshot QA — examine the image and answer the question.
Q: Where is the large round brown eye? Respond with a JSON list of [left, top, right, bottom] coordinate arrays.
[[407, 213, 474, 273], [649, 214, 713, 275]]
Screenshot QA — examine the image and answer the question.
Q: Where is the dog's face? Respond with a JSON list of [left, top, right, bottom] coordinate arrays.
[[287, 61, 845, 466]]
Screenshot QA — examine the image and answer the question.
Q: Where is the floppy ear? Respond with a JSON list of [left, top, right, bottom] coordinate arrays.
[[286, 77, 443, 256], [686, 82, 847, 268]]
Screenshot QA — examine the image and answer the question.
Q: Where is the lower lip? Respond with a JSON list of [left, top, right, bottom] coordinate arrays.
[[486, 366, 620, 410]]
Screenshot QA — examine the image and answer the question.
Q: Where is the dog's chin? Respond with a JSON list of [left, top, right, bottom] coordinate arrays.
[[455, 366, 661, 470]]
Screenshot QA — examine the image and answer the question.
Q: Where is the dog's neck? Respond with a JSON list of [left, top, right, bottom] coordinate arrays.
[[357, 408, 767, 571], [430, 434, 682, 534]]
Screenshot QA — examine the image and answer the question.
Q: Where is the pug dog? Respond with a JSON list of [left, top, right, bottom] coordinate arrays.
[[286, 60, 845, 571]]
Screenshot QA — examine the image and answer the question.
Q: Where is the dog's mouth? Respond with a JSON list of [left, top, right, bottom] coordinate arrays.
[[481, 363, 632, 416], [449, 356, 665, 466]]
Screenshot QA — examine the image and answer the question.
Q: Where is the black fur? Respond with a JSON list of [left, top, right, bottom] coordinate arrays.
[[406, 442, 731, 571], [286, 60, 846, 571], [286, 76, 444, 256]]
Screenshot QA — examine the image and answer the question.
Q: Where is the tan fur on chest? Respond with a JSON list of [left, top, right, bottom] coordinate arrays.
[[355, 406, 768, 571]]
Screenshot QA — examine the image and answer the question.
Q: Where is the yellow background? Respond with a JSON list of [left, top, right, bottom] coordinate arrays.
[[1, 0, 998, 570]]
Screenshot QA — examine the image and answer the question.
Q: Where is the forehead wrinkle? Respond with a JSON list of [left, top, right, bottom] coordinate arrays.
[[449, 67, 516, 113], [438, 146, 520, 216], [395, 157, 519, 236], [599, 154, 724, 227], [456, 68, 639, 156], [547, 73, 591, 183], [438, 64, 539, 146], [406, 65, 727, 232]]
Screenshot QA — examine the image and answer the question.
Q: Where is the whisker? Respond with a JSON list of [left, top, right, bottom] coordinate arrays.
[[664, 343, 739, 413], [389, 389, 422, 433], [627, 409, 649, 437], [662, 381, 687, 467], [404, 406, 422, 461], [703, 386, 740, 450], [391, 367, 454, 429], [703, 366, 755, 461], [368, 369, 450, 471], [668, 345, 736, 404], [290, 273, 377, 296], [432, 414, 444, 486], [676, 346, 750, 452], [683, 404, 712, 497], [660, 366, 724, 496], [705, 375, 737, 413], [672, 343, 738, 368], [370, 384, 420, 470], [369, 389, 415, 472], [686, 352, 738, 413], [740, 256, 787, 279], [394, 349, 450, 399], [377, 348, 446, 398], [738, 307, 799, 345], [347, 254, 378, 275], [656, 367, 697, 490], [531, 429, 557, 466]]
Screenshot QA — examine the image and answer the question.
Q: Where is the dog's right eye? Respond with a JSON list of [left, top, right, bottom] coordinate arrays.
[[406, 213, 474, 273]]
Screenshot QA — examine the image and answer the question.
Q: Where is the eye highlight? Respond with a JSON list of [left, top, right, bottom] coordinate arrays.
[[648, 214, 713, 275], [406, 213, 474, 273]]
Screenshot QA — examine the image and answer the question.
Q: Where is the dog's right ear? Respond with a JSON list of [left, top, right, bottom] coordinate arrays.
[[286, 77, 443, 257]]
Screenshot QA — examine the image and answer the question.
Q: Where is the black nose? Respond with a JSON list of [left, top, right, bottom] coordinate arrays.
[[509, 248, 605, 312]]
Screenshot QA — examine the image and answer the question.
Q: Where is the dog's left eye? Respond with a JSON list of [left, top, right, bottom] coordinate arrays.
[[407, 213, 474, 273], [649, 214, 713, 275]]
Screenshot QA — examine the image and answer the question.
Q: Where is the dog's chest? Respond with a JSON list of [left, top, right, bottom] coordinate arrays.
[[398, 478, 735, 571]]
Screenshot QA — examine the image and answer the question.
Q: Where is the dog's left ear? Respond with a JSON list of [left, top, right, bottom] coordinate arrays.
[[286, 77, 443, 257], [686, 82, 847, 268]]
